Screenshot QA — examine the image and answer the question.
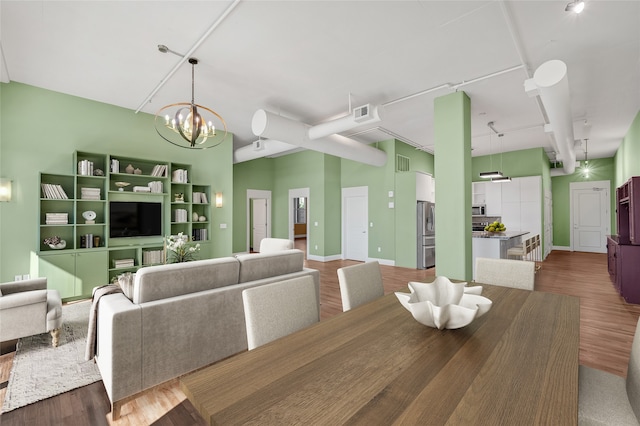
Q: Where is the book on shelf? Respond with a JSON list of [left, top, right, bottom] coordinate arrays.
[[192, 228, 208, 241], [80, 187, 101, 200], [110, 159, 120, 173], [113, 258, 135, 268], [193, 191, 208, 204], [45, 212, 69, 224], [174, 208, 188, 223], [80, 233, 95, 248], [133, 186, 151, 193], [150, 164, 167, 177], [171, 169, 188, 183], [41, 183, 69, 199], [77, 159, 94, 176], [143, 250, 164, 265], [147, 181, 163, 193]]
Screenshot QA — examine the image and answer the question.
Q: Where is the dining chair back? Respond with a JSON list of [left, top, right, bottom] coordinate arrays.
[[475, 257, 535, 290], [579, 317, 640, 424], [242, 275, 319, 350], [337, 261, 384, 311]]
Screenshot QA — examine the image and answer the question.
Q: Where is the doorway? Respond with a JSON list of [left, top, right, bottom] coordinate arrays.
[[246, 189, 271, 253], [342, 186, 368, 261], [289, 188, 310, 258], [570, 181, 610, 253]]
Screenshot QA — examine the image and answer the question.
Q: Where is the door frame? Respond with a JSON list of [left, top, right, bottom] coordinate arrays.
[[246, 189, 271, 253], [289, 188, 310, 258], [569, 180, 610, 252], [341, 186, 368, 261]]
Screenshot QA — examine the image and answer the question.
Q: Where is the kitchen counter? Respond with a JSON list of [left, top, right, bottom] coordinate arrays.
[[472, 231, 529, 240], [472, 231, 530, 279]]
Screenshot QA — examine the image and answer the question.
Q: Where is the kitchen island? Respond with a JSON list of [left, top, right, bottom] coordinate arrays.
[[472, 231, 529, 279]]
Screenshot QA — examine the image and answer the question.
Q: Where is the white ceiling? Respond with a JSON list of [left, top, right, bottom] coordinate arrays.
[[2, 1, 638, 161]]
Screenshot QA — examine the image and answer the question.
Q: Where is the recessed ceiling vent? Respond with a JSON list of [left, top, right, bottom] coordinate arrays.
[[353, 104, 371, 122], [396, 154, 410, 172]]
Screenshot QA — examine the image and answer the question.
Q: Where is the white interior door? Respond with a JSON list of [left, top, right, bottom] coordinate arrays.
[[252, 198, 268, 251], [343, 187, 368, 261], [571, 181, 610, 253]]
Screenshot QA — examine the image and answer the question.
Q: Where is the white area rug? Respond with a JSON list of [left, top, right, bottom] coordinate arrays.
[[2, 301, 101, 413]]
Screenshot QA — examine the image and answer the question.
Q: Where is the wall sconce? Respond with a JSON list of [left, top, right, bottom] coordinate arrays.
[[0, 178, 12, 202], [215, 192, 223, 208]]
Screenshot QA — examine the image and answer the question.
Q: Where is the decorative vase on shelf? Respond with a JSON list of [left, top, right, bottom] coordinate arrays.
[[134, 168, 142, 175], [192, 212, 199, 222], [125, 164, 134, 174]]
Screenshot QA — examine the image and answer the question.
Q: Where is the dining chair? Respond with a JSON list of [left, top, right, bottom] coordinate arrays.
[[337, 261, 384, 311], [242, 275, 319, 350], [258, 237, 294, 253], [474, 257, 535, 290], [579, 317, 640, 425]]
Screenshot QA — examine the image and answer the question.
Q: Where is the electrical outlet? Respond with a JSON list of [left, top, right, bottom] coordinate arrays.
[[315, 245, 318, 250], [378, 247, 381, 252], [14, 275, 22, 281], [219, 223, 227, 229], [22, 274, 30, 280]]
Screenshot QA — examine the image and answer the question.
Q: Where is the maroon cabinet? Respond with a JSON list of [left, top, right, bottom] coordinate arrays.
[[617, 177, 640, 244], [609, 177, 640, 304]]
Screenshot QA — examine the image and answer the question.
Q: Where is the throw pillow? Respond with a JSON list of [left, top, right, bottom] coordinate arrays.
[[117, 272, 135, 300]]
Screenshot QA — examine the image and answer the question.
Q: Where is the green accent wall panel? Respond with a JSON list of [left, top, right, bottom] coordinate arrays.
[[0, 82, 233, 281]]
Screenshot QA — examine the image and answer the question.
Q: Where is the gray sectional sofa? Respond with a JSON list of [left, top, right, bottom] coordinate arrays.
[[94, 249, 319, 420]]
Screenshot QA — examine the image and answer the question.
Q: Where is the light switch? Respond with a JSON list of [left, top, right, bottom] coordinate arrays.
[[388, 191, 394, 198], [220, 223, 227, 229], [370, 222, 373, 227], [388, 202, 395, 209], [314, 221, 318, 226]]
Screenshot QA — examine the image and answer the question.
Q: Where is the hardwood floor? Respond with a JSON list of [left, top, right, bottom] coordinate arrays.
[[0, 244, 638, 425]]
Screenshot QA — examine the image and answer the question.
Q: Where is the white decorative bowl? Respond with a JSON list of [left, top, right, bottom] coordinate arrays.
[[395, 276, 492, 330], [48, 240, 67, 250]]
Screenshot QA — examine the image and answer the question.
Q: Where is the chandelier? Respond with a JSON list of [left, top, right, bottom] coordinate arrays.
[[154, 58, 227, 149]]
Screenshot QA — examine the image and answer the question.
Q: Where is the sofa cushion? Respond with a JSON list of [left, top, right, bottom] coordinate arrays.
[[235, 249, 304, 283], [133, 257, 240, 304]]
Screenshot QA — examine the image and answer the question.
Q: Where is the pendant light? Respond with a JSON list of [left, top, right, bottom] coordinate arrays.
[[154, 58, 227, 149], [491, 127, 511, 183], [480, 122, 503, 179], [583, 139, 590, 178]]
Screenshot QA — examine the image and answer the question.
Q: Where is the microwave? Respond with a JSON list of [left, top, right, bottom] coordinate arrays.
[[472, 205, 486, 216]]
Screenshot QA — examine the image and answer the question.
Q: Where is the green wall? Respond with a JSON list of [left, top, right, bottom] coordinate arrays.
[[232, 139, 435, 265], [615, 110, 640, 186], [0, 82, 234, 282], [471, 147, 551, 252], [232, 157, 274, 252], [551, 158, 616, 247]]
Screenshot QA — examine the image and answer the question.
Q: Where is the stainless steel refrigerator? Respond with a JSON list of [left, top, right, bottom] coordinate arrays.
[[417, 201, 435, 269]]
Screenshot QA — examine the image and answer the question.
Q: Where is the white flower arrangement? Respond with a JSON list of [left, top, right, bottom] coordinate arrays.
[[166, 232, 200, 263]]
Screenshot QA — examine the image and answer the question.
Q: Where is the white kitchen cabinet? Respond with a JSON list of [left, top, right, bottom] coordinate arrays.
[[485, 183, 502, 216], [416, 172, 435, 203], [472, 182, 486, 205]]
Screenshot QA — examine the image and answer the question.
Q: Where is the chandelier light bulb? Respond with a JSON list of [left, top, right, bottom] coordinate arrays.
[[154, 57, 227, 149]]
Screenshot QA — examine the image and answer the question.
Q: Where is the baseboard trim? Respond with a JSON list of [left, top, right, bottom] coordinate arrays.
[[552, 246, 572, 251], [307, 254, 342, 262], [368, 257, 395, 266]]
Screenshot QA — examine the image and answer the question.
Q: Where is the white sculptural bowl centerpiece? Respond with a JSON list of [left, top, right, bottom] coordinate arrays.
[[395, 276, 492, 330]]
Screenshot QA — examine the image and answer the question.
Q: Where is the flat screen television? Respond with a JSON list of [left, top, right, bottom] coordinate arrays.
[[109, 201, 162, 238]]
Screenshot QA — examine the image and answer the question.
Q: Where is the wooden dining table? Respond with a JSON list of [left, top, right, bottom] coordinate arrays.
[[180, 283, 580, 425]]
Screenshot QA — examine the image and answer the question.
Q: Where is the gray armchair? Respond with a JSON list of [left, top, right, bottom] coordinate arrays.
[[0, 278, 63, 347]]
